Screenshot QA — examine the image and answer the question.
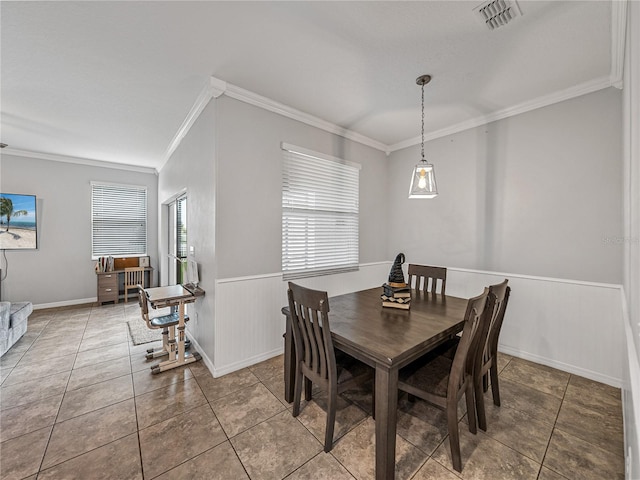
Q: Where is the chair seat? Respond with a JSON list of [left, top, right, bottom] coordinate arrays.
[[150, 312, 189, 329], [400, 354, 452, 398]]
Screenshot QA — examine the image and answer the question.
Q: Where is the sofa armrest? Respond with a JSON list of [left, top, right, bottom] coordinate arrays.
[[0, 302, 10, 332]]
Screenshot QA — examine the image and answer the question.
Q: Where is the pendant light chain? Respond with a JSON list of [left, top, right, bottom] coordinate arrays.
[[421, 81, 425, 161]]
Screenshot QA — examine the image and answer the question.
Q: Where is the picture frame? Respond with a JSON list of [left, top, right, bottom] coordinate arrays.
[[139, 256, 150, 267]]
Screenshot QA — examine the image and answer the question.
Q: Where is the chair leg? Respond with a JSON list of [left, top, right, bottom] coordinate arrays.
[[304, 377, 312, 401], [324, 387, 337, 452], [292, 370, 304, 417], [474, 375, 488, 432], [447, 396, 462, 473], [465, 383, 478, 434], [482, 371, 489, 392], [490, 364, 501, 406]]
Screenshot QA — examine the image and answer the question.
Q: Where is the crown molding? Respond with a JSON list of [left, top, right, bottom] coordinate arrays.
[[610, 0, 628, 89], [388, 75, 614, 153], [1, 148, 157, 174], [159, 77, 227, 172], [222, 80, 390, 154]]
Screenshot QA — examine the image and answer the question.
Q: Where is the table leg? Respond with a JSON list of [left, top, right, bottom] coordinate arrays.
[[151, 300, 201, 374], [375, 365, 398, 480]]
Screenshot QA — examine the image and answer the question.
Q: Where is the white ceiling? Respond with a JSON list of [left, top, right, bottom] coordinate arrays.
[[0, 1, 620, 171]]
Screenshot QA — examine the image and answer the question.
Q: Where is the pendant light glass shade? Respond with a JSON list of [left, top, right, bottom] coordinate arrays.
[[409, 74, 438, 199], [408, 161, 438, 198]]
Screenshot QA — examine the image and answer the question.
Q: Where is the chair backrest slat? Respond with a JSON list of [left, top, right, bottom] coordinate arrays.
[[408, 264, 447, 294], [287, 282, 336, 382], [482, 279, 510, 366]]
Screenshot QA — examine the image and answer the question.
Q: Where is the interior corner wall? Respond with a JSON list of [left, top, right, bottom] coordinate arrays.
[[157, 99, 217, 368], [0, 154, 158, 305], [387, 87, 624, 285]]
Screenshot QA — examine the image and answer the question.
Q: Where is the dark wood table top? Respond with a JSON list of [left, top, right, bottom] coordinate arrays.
[[326, 288, 468, 369]]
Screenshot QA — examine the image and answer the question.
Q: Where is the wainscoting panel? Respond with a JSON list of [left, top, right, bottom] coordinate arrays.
[[213, 262, 390, 377], [446, 268, 625, 387]]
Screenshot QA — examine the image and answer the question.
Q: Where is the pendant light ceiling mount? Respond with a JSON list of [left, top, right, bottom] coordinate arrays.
[[408, 74, 438, 199]]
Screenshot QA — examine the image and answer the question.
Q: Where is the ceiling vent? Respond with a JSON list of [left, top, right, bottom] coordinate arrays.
[[473, 0, 522, 30]]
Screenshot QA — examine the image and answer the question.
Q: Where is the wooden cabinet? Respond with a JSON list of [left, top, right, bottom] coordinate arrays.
[[97, 272, 118, 305]]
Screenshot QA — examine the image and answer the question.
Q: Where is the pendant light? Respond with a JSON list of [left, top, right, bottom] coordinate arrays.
[[408, 74, 438, 199]]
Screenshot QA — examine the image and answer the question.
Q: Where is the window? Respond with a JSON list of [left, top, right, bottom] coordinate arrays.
[[91, 182, 147, 258], [167, 194, 187, 285], [282, 143, 360, 280]]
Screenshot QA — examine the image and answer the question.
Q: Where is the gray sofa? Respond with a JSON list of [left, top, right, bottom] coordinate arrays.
[[0, 301, 33, 357]]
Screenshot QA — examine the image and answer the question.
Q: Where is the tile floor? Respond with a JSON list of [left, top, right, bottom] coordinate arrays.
[[0, 303, 625, 480]]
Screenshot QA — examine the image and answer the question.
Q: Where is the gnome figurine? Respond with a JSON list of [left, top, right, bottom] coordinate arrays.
[[388, 253, 407, 288]]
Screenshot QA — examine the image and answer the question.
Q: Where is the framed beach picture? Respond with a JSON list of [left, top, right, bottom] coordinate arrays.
[[0, 193, 38, 250]]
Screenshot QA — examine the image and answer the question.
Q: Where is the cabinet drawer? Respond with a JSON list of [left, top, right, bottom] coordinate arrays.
[[98, 274, 117, 287]]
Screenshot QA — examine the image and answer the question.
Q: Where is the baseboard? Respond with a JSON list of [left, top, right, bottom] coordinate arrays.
[[499, 345, 622, 388], [184, 326, 215, 376], [33, 297, 97, 310], [212, 347, 284, 378]]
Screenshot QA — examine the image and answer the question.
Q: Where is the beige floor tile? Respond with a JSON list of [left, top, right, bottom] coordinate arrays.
[[66, 355, 131, 391], [537, 466, 569, 480], [231, 410, 323, 480], [500, 358, 569, 399], [3, 353, 76, 386], [411, 458, 461, 480], [0, 371, 70, 410], [0, 393, 63, 442], [133, 364, 193, 396], [0, 348, 26, 369], [555, 399, 624, 455], [543, 429, 624, 480], [285, 452, 356, 479], [0, 425, 52, 480], [78, 332, 128, 352], [396, 396, 450, 455], [431, 427, 540, 479], [57, 374, 134, 422], [135, 377, 207, 429], [210, 382, 286, 437], [469, 402, 554, 462], [14, 342, 79, 365], [154, 441, 249, 480], [261, 369, 291, 407], [195, 367, 260, 402], [73, 342, 130, 369], [330, 417, 429, 480], [42, 398, 137, 469], [564, 375, 622, 419], [249, 354, 284, 382], [139, 404, 227, 479], [296, 392, 368, 447], [37, 433, 143, 480], [494, 378, 562, 424]]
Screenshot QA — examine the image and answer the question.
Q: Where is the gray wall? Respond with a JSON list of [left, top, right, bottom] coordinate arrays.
[[0, 154, 158, 305], [387, 87, 623, 284], [157, 100, 217, 362], [215, 95, 389, 279]]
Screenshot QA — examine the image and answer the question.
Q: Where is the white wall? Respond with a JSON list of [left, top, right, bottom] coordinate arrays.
[[0, 154, 158, 306], [387, 88, 623, 285]]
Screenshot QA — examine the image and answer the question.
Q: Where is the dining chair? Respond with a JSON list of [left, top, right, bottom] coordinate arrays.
[[124, 267, 145, 302], [137, 286, 189, 362], [398, 288, 494, 472], [287, 282, 373, 452], [408, 264, 447, 294], [473, 279, 511, 431]]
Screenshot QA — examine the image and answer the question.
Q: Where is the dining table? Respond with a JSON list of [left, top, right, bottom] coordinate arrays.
[[283, 287, 468, 480]]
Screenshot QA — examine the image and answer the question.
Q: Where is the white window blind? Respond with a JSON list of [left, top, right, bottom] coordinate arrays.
[[282, 143, 360, 280], [91, 182, 147, 258]]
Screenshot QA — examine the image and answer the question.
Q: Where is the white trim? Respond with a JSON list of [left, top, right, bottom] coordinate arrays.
[[1, 148, 157, 175], [212, 347, 283, 378], [388, 75, 615, 152], [216, 261, 391, 284], [222, 79, 390, 154], [33, 298, 97, 310], [611, 0, 628, 89], [448, 266, 623, 290], [159, 77, 227, 172]]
